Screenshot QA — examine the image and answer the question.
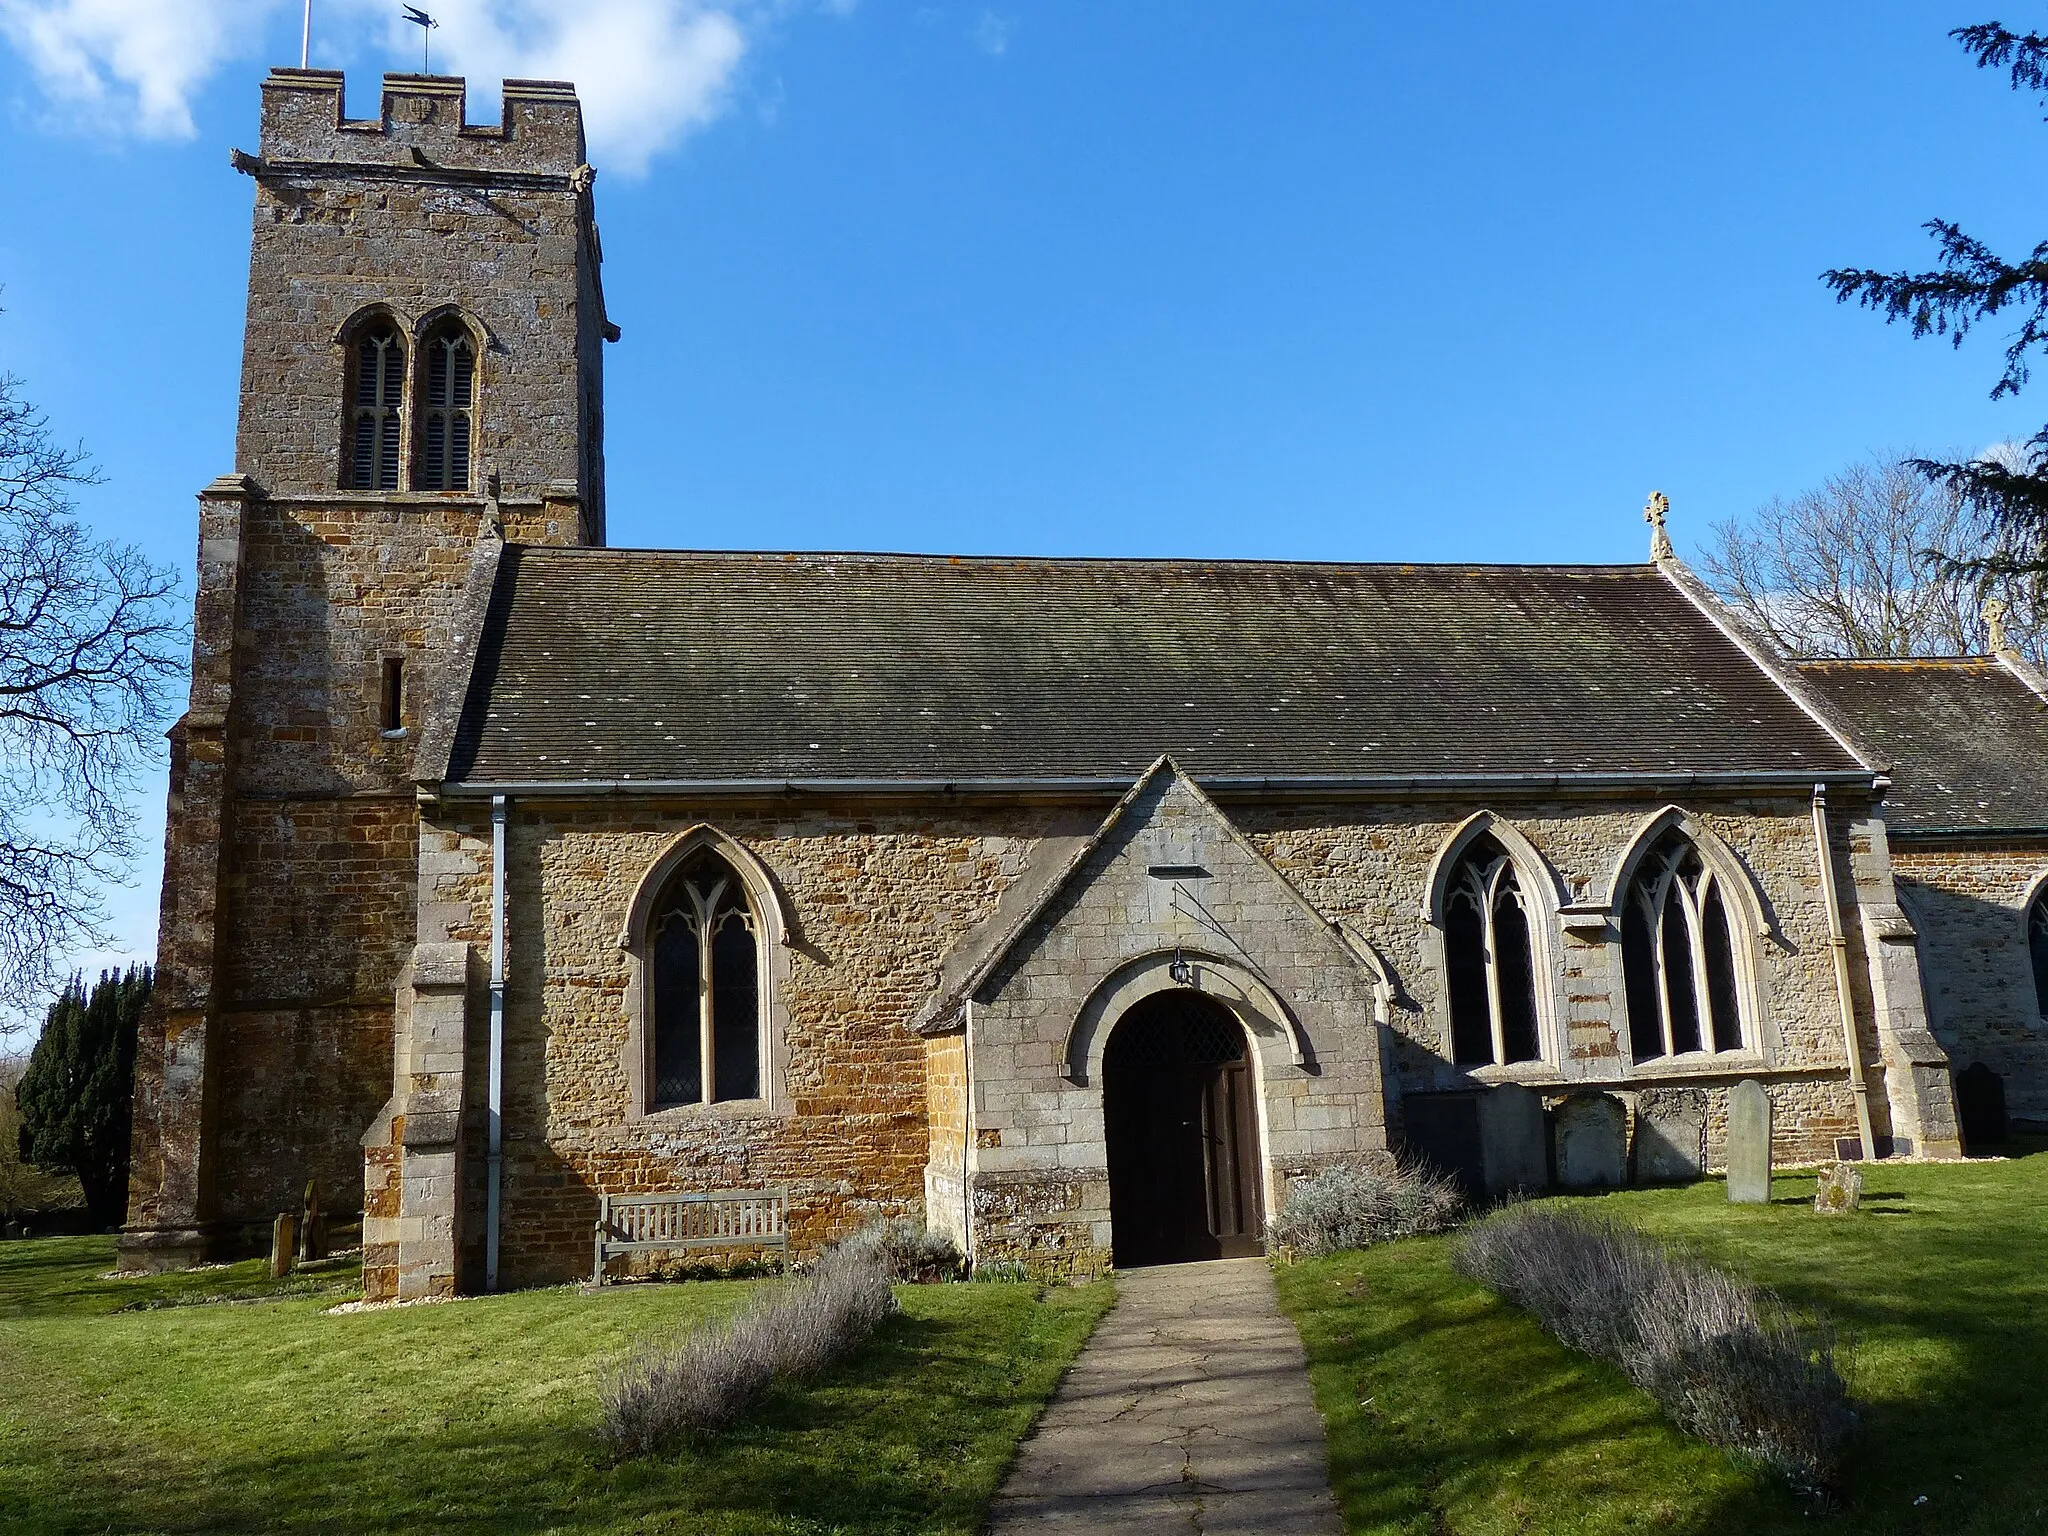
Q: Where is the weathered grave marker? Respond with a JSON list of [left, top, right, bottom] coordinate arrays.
[[1813, 1162, 1863, 1215], [1633, 1088, 1708, 1182], [1479, 1084, 1548, 1194], [1554, 1093, 1627, 1189], [1726, 1079, 1773, 1204], [271, 1213, 297, 1278]]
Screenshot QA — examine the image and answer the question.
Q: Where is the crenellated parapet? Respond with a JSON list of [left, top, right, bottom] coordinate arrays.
[[255, 69, 585, 180]]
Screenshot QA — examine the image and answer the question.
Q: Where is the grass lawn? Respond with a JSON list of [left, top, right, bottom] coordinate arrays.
[[0, 1239, 1111, 1534], [1275, 1138, 2048, 1536]]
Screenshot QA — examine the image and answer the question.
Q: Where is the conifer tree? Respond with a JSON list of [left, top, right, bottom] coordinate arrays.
[[1824, 23, 2048, 576], [15, 966, 149, 1227]]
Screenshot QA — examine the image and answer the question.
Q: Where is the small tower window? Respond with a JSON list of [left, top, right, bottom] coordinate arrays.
[[379, 657, 404, 734], [346, 323, 404, 490], [416, 322, 476, 492]]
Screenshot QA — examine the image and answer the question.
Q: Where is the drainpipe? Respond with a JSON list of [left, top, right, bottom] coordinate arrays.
[[1811, 785, 1878, 1161], [486, 794, 509, 1290], [961, 999, 975, 1272]]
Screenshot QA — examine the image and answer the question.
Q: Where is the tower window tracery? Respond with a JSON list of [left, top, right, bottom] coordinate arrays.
[[2028, 883, 2048, 1019], [1444, 833, 1543, 1066], [416, 321, 475, 492], [1621, 830, 1745, 1061], [345, 322, 404, 490]]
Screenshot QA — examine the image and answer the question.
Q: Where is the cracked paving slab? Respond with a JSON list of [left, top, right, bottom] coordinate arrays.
[[985, 1257, 1341, 1535]]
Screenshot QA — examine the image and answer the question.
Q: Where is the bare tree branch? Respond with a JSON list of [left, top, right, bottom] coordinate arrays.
[[0, 369, 185, 1022]]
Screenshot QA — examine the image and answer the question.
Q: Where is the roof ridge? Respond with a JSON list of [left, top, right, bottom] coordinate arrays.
[[514, 544, 1661, 575]]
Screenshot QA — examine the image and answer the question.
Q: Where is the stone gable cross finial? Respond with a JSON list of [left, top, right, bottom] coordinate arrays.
[[1644, 491, 1673, 560], [1984, 595, 2011, 654]]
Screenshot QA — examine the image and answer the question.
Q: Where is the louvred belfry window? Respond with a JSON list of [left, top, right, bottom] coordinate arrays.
[[416, 323, 475, 491], [346, 324, 404, 490], [1443, 833, 1543, 1067], [1622, 830, 1746, 1061], [650, 850, 762, 1106]]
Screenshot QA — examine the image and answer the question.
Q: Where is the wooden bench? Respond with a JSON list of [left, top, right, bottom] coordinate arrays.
[[592, 1187, 789, 1283]]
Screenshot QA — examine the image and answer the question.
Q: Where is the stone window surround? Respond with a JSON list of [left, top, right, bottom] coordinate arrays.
[[331, 300, 493, 495], [2026, 868, 2048, 1022], [1421, 811, 1568, 1070], [617, 824, 793, 1121], [1602, 807, 1778, 1074], [1420, 807, 1780, 1082]]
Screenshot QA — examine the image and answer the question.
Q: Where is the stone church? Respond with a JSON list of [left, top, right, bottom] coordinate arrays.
[[119, 71, 2048, 1298]]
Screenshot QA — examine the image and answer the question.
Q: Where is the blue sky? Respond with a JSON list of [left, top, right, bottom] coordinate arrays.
[[1, 1, 2043, 978]]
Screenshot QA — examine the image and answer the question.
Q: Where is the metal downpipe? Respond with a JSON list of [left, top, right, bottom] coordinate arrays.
[[486, 794, 508, 1290]]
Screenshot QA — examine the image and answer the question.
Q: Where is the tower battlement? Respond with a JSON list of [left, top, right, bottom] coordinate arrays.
[[258, 68, 586, 178]]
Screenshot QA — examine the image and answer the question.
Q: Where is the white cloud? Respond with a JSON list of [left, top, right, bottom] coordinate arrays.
[[346, 0, 747, 177], [973, 9, 1010, 56], [0, 0, 273, 137], [0, 0, 778, 175]]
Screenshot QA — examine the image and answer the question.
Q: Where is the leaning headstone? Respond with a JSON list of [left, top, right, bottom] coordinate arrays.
[[1633, 1088, 1708, 1183], [271, 1213, 297, 1279], [1813, 1162, 1863, 1215], [299, 1179, 323, 1264], [1479, 1084, 1548, 1194], [1725, 1079, 1773, 1204], [1554, 1093, 1627, 1190]]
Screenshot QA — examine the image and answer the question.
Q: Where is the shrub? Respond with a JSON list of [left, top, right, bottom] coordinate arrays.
[[1268, 1154, 1464, 1256], [833, 1217, 964, 1283], [1453, 1206, 1855, 1491], [599, 1232, 898, 1454]]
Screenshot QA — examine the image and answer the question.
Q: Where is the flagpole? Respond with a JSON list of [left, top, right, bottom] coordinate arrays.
[[301, 0, 311, 67]]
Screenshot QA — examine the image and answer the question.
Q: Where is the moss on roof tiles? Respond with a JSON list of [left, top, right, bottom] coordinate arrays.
[[444, 548, 1864, 784], [1796, 658, 2048, 833]]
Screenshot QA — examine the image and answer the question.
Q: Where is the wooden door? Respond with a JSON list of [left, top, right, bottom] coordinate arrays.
[[1105, 990, 1265, 1266]]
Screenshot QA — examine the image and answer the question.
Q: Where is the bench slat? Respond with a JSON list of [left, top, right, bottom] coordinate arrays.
[[593, 1188, 790, 1283]]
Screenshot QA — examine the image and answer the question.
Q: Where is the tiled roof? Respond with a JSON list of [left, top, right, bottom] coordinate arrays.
[[1795, 658, 2048, 833], [444, 549, 1865, 785]]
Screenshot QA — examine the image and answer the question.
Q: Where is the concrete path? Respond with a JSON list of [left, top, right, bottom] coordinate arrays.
[[985, 1257, 1342, 1535]]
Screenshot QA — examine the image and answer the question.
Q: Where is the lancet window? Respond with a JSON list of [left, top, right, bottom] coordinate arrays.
[[1621, 830, 1745, 1061], [345, 322, 404, 490], [415, 321, 476, 491], [650, 850, 762, 1106], [1444, 833, 1543, 1066], [2029, 884, 2048, 1019]]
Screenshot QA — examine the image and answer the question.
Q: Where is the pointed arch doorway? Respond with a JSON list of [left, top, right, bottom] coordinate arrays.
[[1103, 989, 1265, 1266]]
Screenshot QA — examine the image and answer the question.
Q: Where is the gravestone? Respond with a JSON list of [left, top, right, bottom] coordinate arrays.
[[1554, 1093, 1627, 1190], [1399, 1093, 1485, 1198], [1813, 1162, 1863, 1215], [1633, 1089, 1708, 1183], [1956, 1063, 2008, 1152], [1725, 1079, 1773, 1204], [1478, 1085, 1548, 1194], [299, 1179, 323, 1264], [270, 1213, 297, 1279]]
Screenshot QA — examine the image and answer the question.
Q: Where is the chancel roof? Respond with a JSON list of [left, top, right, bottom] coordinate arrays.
[[443, 548, 1866, 786], [1795, 658, 2048, 834]]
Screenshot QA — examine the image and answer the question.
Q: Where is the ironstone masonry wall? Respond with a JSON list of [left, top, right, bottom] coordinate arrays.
[[1894, 837, 2048, 1128], [122, 70, 604, 1267], [396, 780, 1918, 1286]]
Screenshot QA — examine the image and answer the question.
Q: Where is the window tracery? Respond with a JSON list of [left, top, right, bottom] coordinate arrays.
[[346, 322, 404, 490], [415, 321, 475, 491], [1444, 833, 1543, 1066], [2029, 883, 2048, 1019], [1621, 830, 1745, 1061], [650, 850, 761, 1106]]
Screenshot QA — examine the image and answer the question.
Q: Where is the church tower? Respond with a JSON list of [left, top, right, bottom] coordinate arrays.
[[120, 69, 612, 1268]]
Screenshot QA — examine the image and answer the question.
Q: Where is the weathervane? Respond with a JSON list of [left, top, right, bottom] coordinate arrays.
[[1984, 595, 2011, 653], [403, 5, 439, 73], [1644, 490, 1673, 561]]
